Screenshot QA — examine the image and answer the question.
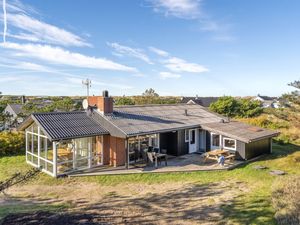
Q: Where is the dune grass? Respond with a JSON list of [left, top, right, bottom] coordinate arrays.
[[0, 143, 299, 224]]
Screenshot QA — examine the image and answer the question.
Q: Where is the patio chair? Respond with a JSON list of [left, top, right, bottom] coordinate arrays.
[[161, 149, 167, 154], [141, 149, 148, 163], [134, 148, 140, 163], [153, 147, 159, 153], [147, 152, 155, 166]]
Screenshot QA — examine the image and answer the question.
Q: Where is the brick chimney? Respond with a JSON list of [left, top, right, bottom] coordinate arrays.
[[88, 90, 113, 114]]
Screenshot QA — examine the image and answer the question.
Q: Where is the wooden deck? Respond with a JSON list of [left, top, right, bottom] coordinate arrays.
[[69, 153, 245, 177]]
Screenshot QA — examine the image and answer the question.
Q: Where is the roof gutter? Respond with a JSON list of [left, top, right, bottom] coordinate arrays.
[[126, 125, 201, 138]]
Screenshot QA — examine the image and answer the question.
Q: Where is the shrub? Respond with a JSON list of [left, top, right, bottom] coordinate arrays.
[[115, 96, 135, 106], [209, 96, 240, 117], [0, 132, 25, 156], [209, 96, 262, 118], [275, 134, 291, 145]]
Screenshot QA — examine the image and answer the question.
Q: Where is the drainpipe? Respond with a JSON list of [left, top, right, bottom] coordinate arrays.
[[220, 134, 223, 150], [125, 138, 129, 169], [88, 137, 92, 169]]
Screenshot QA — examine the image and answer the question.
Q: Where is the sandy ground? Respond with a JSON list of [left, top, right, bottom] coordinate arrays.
[[1, 180, 249, 225]]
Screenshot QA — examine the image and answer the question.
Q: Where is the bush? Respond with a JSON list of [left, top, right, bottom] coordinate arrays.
[[209, 96, 240, 117], [0, 132, 25, 156], [209, 96, 262, 118], [275, 134, 291, 145], [115, 96, 135, 106]]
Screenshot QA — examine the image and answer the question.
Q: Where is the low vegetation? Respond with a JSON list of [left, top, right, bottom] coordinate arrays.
[[0, 132, 25, 157], [272, 176, 300, 225], [115, 88, 180, 105], [0, 144, 300, 224], [238, 104, 300, 145]]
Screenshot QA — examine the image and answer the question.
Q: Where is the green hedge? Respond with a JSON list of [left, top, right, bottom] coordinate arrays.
[[0, 132, 25, 156]]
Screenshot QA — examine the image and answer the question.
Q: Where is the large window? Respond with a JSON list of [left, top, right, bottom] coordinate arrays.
[[128, 134, 159, 164], [223, 138, 236, 150], [26, 122, 102, 177], [185, 129, 189, 142], [211, 133, 220, 147], [25, 123, 54, 176]]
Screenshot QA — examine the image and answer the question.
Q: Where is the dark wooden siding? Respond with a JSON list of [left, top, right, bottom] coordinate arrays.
[[160, 131, 178, 156], [206, 131, 211, 151], [245, 138, 271, 160], [235, 141, 246, 160], [177, 129, 189, 155]]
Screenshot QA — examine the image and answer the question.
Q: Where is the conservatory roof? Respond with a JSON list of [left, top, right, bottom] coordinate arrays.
[[19, 111, 109, 141]]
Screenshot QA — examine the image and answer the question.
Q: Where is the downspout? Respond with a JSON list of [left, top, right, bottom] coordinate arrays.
[[125, 138, 129, 169]]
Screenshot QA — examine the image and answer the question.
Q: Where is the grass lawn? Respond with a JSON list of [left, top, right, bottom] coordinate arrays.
[[1, 143, 300, 224]]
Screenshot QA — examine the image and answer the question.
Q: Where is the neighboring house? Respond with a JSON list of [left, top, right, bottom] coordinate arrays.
[[181, 96, 219, 107], [253, 94, 281, 108], [19, 91, 279, 177], [3, 104, 25, 129]]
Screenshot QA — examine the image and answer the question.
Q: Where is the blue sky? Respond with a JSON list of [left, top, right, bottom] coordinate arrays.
[[0, 0, 299, 97]]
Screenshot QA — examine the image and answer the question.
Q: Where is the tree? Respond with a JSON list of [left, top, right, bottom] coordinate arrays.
[[239, 99, 262, 118], [142, 88, 159, 97], [209, 96, 263, 118], [54, 97, 74, 111], [288, 80, 300, 89], [282, 80, 300, 104], [209, 96, 240, 117]]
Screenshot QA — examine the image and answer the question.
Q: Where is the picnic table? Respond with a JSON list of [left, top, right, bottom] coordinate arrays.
[[205, 149, 235, 162]]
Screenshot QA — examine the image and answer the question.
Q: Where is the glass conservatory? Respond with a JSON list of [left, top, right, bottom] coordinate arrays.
[[25, 123, 103, 177]]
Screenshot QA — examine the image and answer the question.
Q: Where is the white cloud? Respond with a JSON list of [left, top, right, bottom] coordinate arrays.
[[0, 0, 90, 47], [132, 73, 146, 77], [0, 42, 137, 72], [148, 46, 169, 57], [164, 57, 208, 73], [148, 1, 236, 42], [149, 0, 201, 19], [0, 76, 21, 83], [159, 71, 181, 79], [107, 42, 153, 64], [6, 13, 91, 47], [15, 62, 51, 72], [2, 0, 7, 42]]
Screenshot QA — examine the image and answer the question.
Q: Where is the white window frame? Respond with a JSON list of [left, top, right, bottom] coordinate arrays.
[[223, 137, 237, 151], [211, 133, 220, 148], [185, 129, 189, 142]]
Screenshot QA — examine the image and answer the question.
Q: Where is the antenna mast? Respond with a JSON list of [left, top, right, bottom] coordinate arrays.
[[82, 78, 91, 98]]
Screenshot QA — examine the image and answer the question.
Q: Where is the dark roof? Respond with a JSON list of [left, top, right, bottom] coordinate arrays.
[[19, 111, 108, 141], [8, 104, 23, 115], [257, 95, 277, 101], [201, 121, 279, 143], [94, 104, 225, 137], [19, 104, 279, 143], [181, 97, 219, 107]]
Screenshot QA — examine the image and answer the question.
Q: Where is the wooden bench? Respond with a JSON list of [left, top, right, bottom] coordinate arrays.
[[224, 154, 235, 161]]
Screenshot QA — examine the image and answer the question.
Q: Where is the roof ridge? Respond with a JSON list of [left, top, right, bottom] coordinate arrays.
[[114, 103, 202, 108], [32, 111, 84, 115]]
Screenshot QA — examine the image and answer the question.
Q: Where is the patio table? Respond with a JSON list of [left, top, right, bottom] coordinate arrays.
[[153, 153, 167, 168], [205, 149, 230, 161]]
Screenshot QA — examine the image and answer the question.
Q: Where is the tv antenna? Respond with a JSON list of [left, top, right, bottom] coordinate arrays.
[[82, 78, 91, 98]]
